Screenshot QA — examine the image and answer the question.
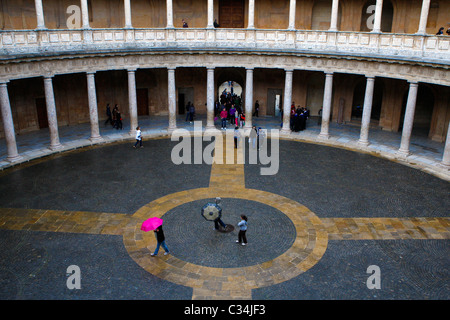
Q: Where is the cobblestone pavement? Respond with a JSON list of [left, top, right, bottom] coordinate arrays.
[[0, 129, 448, 300]]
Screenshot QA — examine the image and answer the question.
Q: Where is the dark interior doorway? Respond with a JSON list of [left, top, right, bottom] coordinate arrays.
[[137, 88, 149, 116], [36, 98, 48, 129], [267, 89, 282, 117], [219, 0, 245, 28]]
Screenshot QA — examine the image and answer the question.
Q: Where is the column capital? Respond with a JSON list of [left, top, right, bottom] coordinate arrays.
[[86, 71, 96, 76], [284, 68, 294, 73]]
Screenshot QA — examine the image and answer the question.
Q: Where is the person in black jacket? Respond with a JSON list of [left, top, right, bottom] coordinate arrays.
[[150, 226, 170, 256]]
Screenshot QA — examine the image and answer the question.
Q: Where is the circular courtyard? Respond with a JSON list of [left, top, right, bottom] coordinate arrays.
[[0, 137, 448, 300]]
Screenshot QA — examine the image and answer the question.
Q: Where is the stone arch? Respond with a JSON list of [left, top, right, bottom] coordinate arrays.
[[215, 67, 245, 104]]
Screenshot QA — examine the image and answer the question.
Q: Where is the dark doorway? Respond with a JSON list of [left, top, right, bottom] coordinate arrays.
[[36, 98, 48, 129], [178, 92, 185, 115], [267, 89, 282, 117], [219, 0, 245, 28], [178, 87, 194, 115], [137, 88, 149, 116]]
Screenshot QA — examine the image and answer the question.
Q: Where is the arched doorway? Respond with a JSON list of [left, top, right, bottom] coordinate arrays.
[[360, 0, 393, 32]]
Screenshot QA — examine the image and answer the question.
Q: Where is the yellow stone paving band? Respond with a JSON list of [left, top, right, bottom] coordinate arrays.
[[0, 135, 449, 300]]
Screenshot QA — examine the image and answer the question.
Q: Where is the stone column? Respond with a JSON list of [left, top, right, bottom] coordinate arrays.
[[288, 0, 296, 30], [166, 0, 174, 28], [371, 0, 383, 33], [248, 0, 255, 29], [80, 0, 90, 29], [124, 0, 133, 28], [0, 82, 22, 162], [329, 0, 339, 31], [86, 72, 102, 142], [43, 76, 63, 150], [34, 0, 46, 29], [206, 68, 215, 130], [244, 68, 254, 129], [167, 68, 177, 132], [441, 123, 450, 168], [358, 76, 375, 146], [416, 0, 431, 35], [318, 72, 334, 139], [281, 69, 294, 135], [127, 69, 138, 136], [207, 0, 214, 28], [397, 82, 419, 157]]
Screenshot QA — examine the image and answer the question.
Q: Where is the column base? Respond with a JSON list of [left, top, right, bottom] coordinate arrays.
[[318, 133, 330, 140], [438, 163, 450, 170], [49, 143, 63, 151], [167, 126, 178, 134], [89, 136, 104, 143], [396, 148, 410, 158], [357, 139, 370, 147], [7, 154, 23, 163], [280, 128, 291, 135]]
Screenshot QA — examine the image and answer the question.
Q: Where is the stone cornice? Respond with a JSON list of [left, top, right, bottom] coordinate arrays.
[[0, 49, 448, 86]]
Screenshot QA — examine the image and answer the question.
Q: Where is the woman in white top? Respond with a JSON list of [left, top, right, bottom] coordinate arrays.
[[236, 215, 248, 246]]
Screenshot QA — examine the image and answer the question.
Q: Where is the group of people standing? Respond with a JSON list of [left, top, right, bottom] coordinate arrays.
[[104, 103, 123, 130], [216, 90, 246, 129], [290, 103, 310, 132]]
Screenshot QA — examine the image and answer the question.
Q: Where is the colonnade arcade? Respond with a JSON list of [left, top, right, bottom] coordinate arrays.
[[2, 0, 443, 36], [1, 62, 449, 169]]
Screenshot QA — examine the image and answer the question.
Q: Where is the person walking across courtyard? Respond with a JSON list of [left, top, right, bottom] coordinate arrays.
[[151, 226, 170, 256], [236, 215, 248, 246], [133, 126, 143, 148]]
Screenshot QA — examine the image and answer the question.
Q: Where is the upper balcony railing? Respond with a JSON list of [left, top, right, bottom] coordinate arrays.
[[0, 28, 449, 65]]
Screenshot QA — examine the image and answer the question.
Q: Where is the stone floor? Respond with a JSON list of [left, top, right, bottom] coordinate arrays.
[[0, 115, 448, 182], [0, 120, 448, 301], [0, 116, 448, 303]]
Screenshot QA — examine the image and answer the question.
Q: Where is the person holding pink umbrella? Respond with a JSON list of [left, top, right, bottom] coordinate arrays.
[[141, 217, 170, 256], [151, 225, 170, 256]]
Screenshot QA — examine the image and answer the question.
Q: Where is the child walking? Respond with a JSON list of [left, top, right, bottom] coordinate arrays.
[[133, 126, 143, 148], [236, 215, 248, 246]]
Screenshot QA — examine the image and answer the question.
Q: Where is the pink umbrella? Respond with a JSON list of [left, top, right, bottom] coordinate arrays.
[[141, 217, 163, 232]]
